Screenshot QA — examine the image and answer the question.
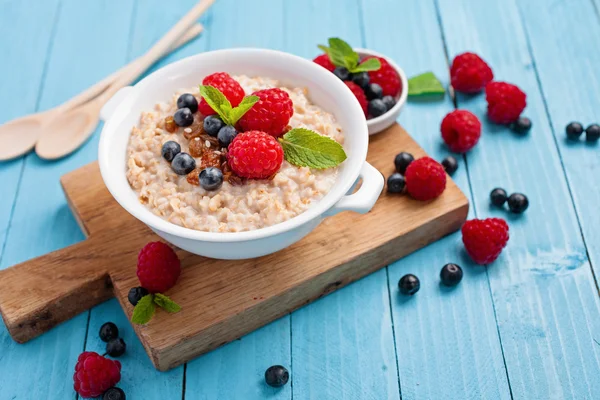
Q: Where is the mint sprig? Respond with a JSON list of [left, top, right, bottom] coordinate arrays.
[[279, 128, 347, 169], [318, 37, 381, 73], [198, 85, 259, 126], [153, 293, 182, 313], [131, 293, 182, 325], [408, 72, 445, 97]]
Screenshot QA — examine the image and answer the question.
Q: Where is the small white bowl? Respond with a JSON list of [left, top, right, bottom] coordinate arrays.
[[353, 48, 408, 135], [98, 48, 384, 260]]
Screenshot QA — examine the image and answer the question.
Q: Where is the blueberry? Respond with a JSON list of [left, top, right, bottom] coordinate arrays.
[[128, 286, 149, 306], [441, 156, 458, 175], [368, 99, 387, 118], [103, 387, 126, 400], [585, 124, 600, 141], [171, 152, 196, 175], [510, 116, 532, 134], [265, 365, 289, 387], [566, 122, 584, 140], [507, 193, 529, 214], [333, 66, 351, 81], [105, 338, 126, 358], [440, 263, 463, 286], [200, 167, 224, 191], [364, 83, 383, 100], [99, 322, 119, 343], [161, 141, 181, 162], [203, 115, 224, 137], [490, 188, 508, 207], [351, 71, 370, 88], [394, 152, 414, 174], [398, 274, 420, 295], [387, 173, 405, 193], [173, 107, 194, 127], [381, 95, 396, 111], [218, 125, 238, 147], [176, 93, 198, 113]]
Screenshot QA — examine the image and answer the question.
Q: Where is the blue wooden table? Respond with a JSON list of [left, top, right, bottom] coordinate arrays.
[[1, 0, 600, 398]]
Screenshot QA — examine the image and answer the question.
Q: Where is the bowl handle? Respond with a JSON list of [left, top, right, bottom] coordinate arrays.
[[100, 86, 133, 121], [324, 162, 384, 217]]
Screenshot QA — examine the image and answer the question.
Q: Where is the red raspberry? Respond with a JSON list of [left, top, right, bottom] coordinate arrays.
[[313, 53, 335, 72], [238, 88, 294, 137], [227, 131, 284, 179], [462, 218, 509, 265], [365, 56, 402, 97], [440, 110, 482, 153], [344, 81, 368, 116], [73, 352, 121, 398], [485, 81, 527, 124], [198, 72, 245, 116], [450, 52, 494, 94], [137, 242, 181, 293], [404, 157, 447, 201]]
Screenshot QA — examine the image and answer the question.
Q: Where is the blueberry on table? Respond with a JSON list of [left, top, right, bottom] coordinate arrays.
[[176, 93, 198, 113], [368, 99, 387, 118], [398, 274, 420, 295], [381, 95, 396, 111], [352, 71, 370, 88], [171, 152, 196, 175], [507, 192, 529, 214], [566, 122, 584, 140], [333, 66, 351, 81], [510, 116, 532, 134], [387, 173, 405, 193], [490, 188, 508, 207], [394, 152, 414, 174], [265, 365, 289, 387], [218, 125, 238, 147], [128, 286, 149, 306], [200, 167, 224, 191], [585, 124, 600, 141], [105, 338, 127, 358], [173, 107, 194, 127], [440, 263, 463, 286], [99, 322, 119, 342], [441, 156, 458, 175], [365, 83, 383, 100], [203, 115, 224, 137], [103, 387, 126, 400], [161, 141, 181, 162]]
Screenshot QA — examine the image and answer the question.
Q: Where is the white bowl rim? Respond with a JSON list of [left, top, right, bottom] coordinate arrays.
[[99, 48, 368, 243]]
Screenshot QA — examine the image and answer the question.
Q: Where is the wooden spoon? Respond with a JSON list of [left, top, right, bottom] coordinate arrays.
[[36, 0, 215, 160], [0, 24, 203, 162]]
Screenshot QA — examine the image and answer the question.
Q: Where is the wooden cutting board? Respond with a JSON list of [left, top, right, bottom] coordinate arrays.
[[0, 123, 468, 371]]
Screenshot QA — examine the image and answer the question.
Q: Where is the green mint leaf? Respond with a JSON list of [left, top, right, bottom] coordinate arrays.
[[153, 293, 182, 314], [407, 72, 445, 97], [198, 85, 234, 125], [317, 44, 330, 54], [328, 38, 356, 58], [325, 47, 350, 70], [317, 38, 360, 70], [350, 58, 381, 73], [279, 128, 347, 169], [131, 294, 156, 325], [228, 95, 259, 126]]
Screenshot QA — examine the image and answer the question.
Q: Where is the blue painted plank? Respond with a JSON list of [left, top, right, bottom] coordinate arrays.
[[360, 1, 511, 399], [436, 0, 600, 398]]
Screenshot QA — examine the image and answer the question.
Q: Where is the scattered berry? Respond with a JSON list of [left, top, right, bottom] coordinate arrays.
[[490, 188, 508, 207], [450, 52, 494, 94], [485, 81, 527, 124], [364, 83, 383, 100], [227, 131, 284, 179], [218, 125, 238, 147], [238, 88, 293, 137], [173, 108, 194, 127], [161, 141, 181, 162], [566, 122, 584, 140], [441, 155, 458, 175], [368, 99, 387, 118], [99, 322, 119, 343], [510, 116, 532, 134], [128, 287, 149, 306], [73, 352, 121, 398], [137, 242, 181, 293], [585, 124, 600, 141], [200, 167, 224, 191], [398, 274, 420, 295], [440, 110, 481, 153], [365, 55, 402, 97], [203, 115, 224, 137], [333, 66, 351, 81], [381, 95, 396, 111], [394, 152, 414, 174], [440, 263, 463, 286], [312, 53, 336, 72], [405, 157, 447, 201], [507, 193, 529, 214], [265, 365, 289, 387], [105, 338, 127, 358], [176, 93, 198, 114], [387, 173, 405, 193], [103, 387, 126, 400], [199, 72, 245, 116], [351, 71, 370, 88], [462, 218, 509, 265], [344, 81, 368, 116], [171, 152, 196, 175]]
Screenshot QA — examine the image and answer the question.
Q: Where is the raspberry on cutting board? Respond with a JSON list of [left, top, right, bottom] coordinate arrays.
[[73, 352, 121, 398], [198, 72, 245, 116], [440, 109, 482, 153], [462, 218, 509, 265], [404, 157, 447, 201], [238, 88, 294, 137], [137, 242, 181, 293], [227, 130, 284, 179], [450, 52, 494, 94], [485, 81, 527, 124]]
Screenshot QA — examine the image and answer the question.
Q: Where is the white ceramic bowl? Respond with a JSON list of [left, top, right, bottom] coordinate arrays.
[[354, 48, 408, 135], [98, 48, 384, 260]]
